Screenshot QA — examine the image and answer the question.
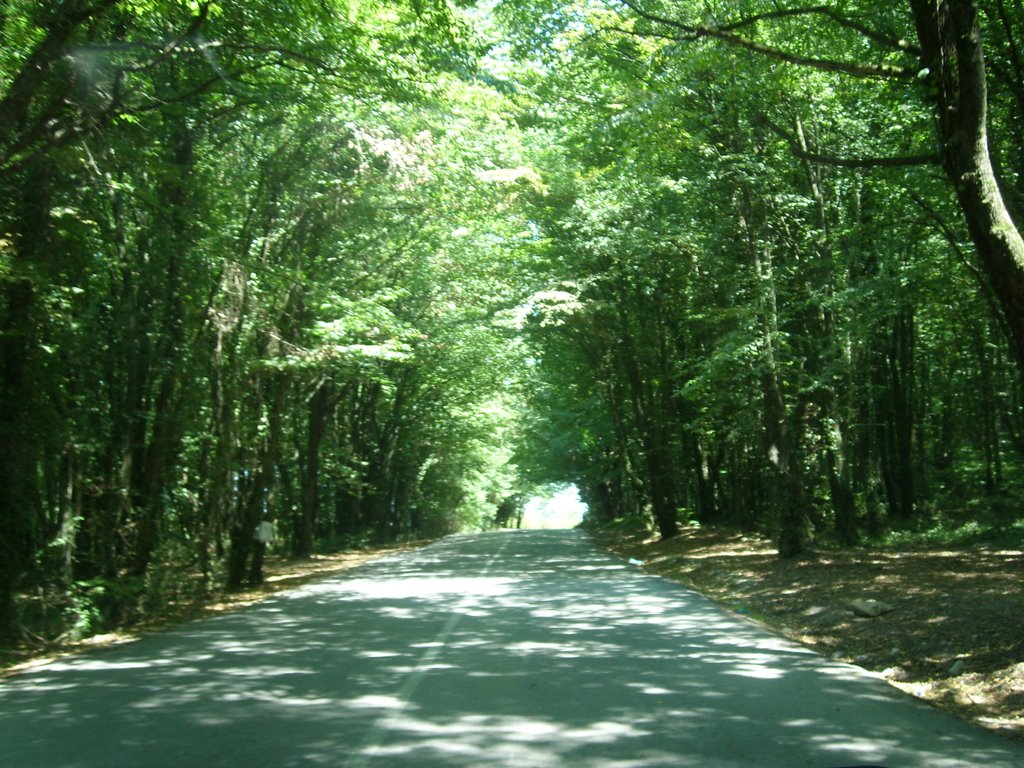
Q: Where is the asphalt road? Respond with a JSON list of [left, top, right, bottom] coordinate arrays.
[[2, 529, 1022, 767]]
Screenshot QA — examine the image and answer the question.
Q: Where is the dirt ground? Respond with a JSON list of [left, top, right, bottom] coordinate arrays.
[[593, 524, 1024, 741]]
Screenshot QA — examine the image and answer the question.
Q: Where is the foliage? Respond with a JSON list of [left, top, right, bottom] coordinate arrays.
[[0, 0, 534, 645], [3, 0, 1024, 647], [507, 0, 1024, 552]]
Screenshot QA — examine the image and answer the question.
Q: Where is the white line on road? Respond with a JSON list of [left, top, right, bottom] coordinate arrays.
[[344, 536, 510, 768]]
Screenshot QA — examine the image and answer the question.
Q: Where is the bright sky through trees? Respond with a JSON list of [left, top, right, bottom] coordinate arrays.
[[521, 485, 588, 530]]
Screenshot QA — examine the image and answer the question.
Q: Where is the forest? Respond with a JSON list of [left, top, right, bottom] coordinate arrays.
[[1, 0, 1023, 649]]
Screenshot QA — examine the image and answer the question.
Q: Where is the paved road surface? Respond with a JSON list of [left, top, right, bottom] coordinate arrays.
[[2, 530, 1022, 767]]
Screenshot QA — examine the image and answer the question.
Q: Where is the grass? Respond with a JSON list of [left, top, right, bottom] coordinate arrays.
[[876, 516, 1024, 550]]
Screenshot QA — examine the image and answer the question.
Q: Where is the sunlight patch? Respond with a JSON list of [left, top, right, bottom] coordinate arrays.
[[345, 694, 407, 710], [53, 659, 154, 672], [298, 576, 515, 600]]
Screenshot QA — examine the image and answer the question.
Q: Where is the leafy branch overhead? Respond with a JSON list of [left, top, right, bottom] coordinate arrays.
[[614, 0, 920, 78]]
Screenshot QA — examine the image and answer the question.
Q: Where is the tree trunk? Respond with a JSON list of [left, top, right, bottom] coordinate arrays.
[[618, 326, 679, 540], [0, 277, 41, 642], [690, 438, 718, 524], [738, 175, 811, 557], [601, 372, 648, 519], [296, 381, 331, 557], [911, 0, 1024, 375], [129, 103, 196, 575], [880, 307, 917, 522], [225, 371, 288, 589], [0, 156, 55, 641]]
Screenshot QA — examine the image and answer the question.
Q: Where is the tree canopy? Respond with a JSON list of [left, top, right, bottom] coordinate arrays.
[[2, 0, 1024, 646]]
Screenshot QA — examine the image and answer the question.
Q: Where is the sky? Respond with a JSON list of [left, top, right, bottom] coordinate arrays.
[[520, 484, 587, 529]]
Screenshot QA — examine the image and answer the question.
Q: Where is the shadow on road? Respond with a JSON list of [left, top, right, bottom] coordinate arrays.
[[1, 530, 1020, 767]]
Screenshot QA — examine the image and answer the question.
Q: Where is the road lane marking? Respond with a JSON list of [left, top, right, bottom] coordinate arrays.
[[344, 535, 510, 767]]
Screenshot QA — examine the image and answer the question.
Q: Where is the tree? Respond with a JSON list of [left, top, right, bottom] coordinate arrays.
[[609, 0, 1024, 375], [0, 0, 537, 644], [501, 0, 1024, 554]]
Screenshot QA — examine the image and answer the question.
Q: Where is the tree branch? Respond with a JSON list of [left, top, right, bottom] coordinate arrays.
[[198, 41, 340, 74], [616, 0, 916, 79], [905, 186, 1013, 345], [792, 147, 940, 168], [717, 5, 920, 56], [992, 0, 1024, 119], [761, 114, 939, 168], [0, 0, 119, 139], [111, 2, 211, 76]]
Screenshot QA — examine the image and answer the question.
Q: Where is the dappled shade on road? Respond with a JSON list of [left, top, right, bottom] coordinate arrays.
[[2, 531, 1022, 767]]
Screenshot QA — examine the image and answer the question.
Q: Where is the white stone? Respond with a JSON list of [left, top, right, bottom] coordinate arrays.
[[849, 598, 894, 618]]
